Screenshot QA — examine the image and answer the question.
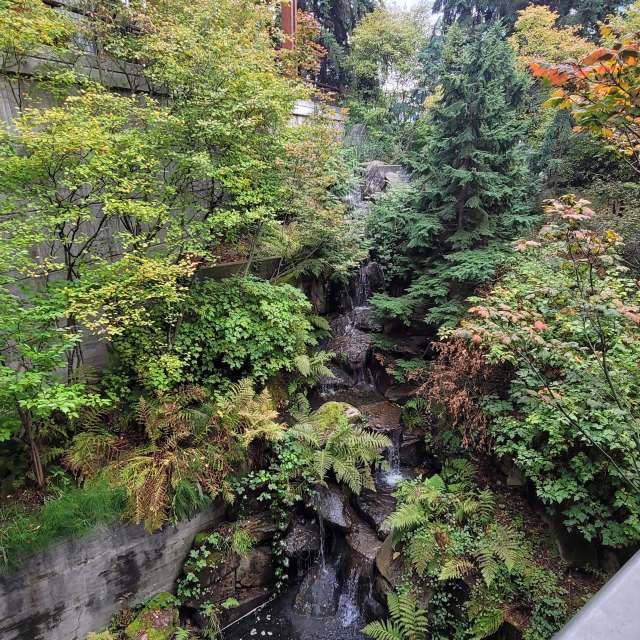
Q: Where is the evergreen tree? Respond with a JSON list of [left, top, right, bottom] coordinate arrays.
[[433, 0, 630, 35], [370, 23, 535, 327], [299, 0, 379, 88]]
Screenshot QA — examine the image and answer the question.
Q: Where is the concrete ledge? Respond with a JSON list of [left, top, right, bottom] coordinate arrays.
[[0, 504, 224, 640], [554, 549, 640, 639]]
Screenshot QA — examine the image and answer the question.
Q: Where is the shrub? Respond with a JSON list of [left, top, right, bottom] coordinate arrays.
[[435, 196, 640, 547], [384, 461, 567, 640], [174, 276, 317, 387], [66, 381, 285, 530]]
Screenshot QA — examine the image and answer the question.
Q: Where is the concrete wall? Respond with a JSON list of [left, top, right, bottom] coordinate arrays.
[[0, 504, 225, 640], [554, 549, 640, 640]]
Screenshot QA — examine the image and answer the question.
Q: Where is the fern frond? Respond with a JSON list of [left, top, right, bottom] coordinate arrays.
[[294, 354, 312, 377], [470, 607, 503, 640], [362, 620, 404, 640], [438, 557, 476, 581], [384, 503, 425, 533]]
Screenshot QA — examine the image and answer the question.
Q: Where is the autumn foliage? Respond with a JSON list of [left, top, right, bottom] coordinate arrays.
[[530, 29, 640, 170]]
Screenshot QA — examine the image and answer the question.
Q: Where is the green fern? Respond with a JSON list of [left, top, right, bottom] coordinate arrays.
[[470, 607, 503, 640], [293, 404, 390, 494], [363, 591, 428, 640]]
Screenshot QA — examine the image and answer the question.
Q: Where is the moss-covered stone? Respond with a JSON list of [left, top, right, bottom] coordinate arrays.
[[311, 402, 361, 430], [125, 592, 178, 640]]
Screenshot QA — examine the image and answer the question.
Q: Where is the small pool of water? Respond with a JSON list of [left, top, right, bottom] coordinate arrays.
[[223, 588, 367, 640]]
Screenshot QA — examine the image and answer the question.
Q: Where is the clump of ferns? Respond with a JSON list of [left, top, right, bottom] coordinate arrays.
[[383, 459, 566, 640], [289, 398, 391, 494], [66, 380, 285, 530]]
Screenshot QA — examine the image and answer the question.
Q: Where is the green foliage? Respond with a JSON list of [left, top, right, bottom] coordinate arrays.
[[174, 277, 316, 388], [370, 23, 535, 328], [66, 381, 284, 530], [348, 7, 425, 98], [290, 401, 391, 493], [298, 0, 379, 88], [385, 463, 567, 639], [0, 284, 108, 487], [0, 478, 126, 570], [454, 196, 640, 547], [363, 591, 428, 640]]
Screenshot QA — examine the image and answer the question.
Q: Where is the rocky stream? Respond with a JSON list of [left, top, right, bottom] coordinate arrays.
[[188, 163, 424, 640]]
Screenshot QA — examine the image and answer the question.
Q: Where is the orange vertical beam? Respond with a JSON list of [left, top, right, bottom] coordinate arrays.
[[281, 0, 297, 49]]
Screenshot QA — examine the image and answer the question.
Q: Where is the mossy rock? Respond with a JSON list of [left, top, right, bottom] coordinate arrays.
[[125, 592, 178, 640], [311, 402, 361, 430]]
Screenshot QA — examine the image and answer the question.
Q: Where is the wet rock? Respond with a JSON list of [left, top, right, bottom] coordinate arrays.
[[351, 306, 382, 332], [363, 161, 390, 199], [363, 163, 408, 200], [346, 517, 383, 565], [318, 364, 356, 391], [237, 546, 274, 589], [125, 593, 178, 640], [353, 488, 396, 538], [345, 123, 367, 148], [359, 401, 401, 432], [239, 513, 279, 543], [294, 563, 340, 617], [328, 317, 372, 373], [283, 519, 321, 558], [399, 431, 425, 467], [314, 483, 350, 529], [384, 383, 419, 404], [375, 535, 405, 592]]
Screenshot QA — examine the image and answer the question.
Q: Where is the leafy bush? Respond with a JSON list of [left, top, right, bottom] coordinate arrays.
[[445, 196, 640, 547], [174, 276, 317, 387], [385, 461, 567, 640], [0, 478, 126, 570]]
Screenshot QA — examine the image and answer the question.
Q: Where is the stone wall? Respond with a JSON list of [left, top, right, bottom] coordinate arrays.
[[0, 504, 225, 640]]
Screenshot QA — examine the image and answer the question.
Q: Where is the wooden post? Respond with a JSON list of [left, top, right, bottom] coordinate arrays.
[[281, 0, 297, 50]]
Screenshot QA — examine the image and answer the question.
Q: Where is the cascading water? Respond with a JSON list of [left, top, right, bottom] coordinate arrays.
[[337, 568, 362, 627], [317, 513, 326, 570], [379, 429, 406, 488]]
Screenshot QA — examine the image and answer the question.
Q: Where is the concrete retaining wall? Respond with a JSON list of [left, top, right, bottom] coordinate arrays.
[[0, 504, 224, 640]]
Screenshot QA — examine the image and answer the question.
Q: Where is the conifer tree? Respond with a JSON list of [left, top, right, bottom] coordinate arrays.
[[371, 22, 534, 327]]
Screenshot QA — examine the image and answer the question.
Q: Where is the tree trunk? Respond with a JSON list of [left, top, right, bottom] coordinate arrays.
[[20, 410, 45, 489]]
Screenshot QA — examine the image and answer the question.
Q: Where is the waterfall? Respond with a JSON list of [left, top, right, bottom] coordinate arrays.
[[317, 512, 326, 570], [337, 567, 362, 627], [380, 429, 405, 488]]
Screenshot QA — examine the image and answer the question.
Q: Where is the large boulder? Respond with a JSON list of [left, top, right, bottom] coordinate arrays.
[[314, 483, 350, 529], [375, 535, 405, 592], [353, 488, 396, 539], [346, 516, 383, 566], [359, 401, 401, 432], [328, 316, 372, 373], [238, 513, 278, 544], [283, 519, 321, 558], [236, 546, 274, 589]]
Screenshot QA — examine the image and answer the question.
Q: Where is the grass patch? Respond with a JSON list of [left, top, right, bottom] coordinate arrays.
[[0, 478, 126, 571]]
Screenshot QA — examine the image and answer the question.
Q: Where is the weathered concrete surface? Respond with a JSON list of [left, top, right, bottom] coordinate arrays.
[[554, 549, 640, 640], [0, 505, 224, 640]]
